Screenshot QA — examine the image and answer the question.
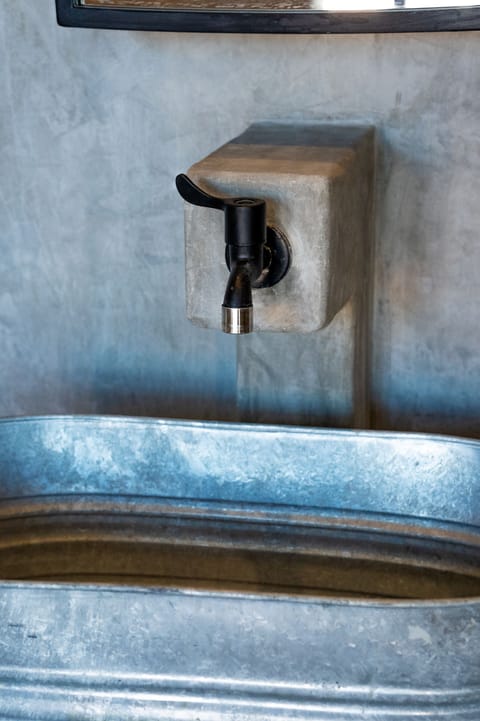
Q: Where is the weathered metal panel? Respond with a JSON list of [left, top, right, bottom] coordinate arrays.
[[0, 417, 478, 719]]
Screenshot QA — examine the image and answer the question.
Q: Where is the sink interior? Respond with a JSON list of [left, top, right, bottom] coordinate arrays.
[[1, 497, 479, 600], [1, 418, 480, 602]]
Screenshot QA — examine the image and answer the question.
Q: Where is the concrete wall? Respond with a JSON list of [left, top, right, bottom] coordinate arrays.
[[0, 1, 479, 436]]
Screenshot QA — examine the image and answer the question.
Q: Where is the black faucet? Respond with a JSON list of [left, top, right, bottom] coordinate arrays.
[[176, 174, 290, 334]]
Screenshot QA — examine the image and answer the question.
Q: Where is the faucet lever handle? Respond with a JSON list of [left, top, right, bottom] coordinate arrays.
[[175, 174, 225, 211]]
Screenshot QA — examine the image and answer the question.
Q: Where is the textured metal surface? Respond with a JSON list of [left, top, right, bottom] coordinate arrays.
[[0, 416, 479, 719]]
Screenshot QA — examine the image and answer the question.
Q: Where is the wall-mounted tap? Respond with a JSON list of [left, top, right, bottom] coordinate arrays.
[[176, 174, 290, 334]]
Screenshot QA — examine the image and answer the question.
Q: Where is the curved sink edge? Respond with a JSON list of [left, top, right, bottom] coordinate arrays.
[[0, 579, 479, 610], [1, 413, 479, 448]]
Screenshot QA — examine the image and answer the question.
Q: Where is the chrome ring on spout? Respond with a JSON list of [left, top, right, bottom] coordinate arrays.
[[222, 306, 253, 334]]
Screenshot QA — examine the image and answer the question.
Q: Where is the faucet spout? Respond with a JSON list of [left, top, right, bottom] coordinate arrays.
[[222, 261, 255, 334]]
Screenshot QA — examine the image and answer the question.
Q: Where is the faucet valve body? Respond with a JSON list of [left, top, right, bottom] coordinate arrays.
[[176, 174, 290, 334]]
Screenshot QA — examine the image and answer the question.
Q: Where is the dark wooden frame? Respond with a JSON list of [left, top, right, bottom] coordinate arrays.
[[55, 0, 480, 33]]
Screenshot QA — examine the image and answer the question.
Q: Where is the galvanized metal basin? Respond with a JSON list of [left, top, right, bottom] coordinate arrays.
[[0, 416, 479, 719]]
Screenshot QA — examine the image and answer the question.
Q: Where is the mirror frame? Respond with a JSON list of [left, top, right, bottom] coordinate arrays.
[[56, 0, 480, 33]]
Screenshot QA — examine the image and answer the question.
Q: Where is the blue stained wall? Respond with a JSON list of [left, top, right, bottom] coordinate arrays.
[[0, 1, 479, 436]]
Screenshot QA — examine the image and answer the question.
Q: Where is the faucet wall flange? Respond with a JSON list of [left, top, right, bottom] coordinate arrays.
[[226, 226, 291, 290]]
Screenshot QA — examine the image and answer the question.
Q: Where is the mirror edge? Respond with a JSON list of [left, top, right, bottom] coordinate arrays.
[[55, 0, 480, 35]]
